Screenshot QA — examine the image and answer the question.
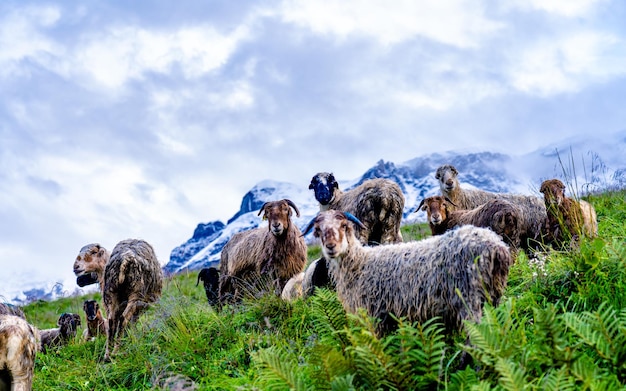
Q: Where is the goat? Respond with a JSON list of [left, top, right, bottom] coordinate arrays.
[[82, 300, 107, 341], [0, 314, 38, 391], [39, 313, 81, 353], [73, 239, 163, 361], [309, 172, 404, 245], [218, 199, 307, 304], [417, 196, 522, 250], [435, 164, 547, 251]]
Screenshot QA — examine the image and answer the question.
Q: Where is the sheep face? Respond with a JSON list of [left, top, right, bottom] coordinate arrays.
[[310, 211, 361, 260], [58, 313, 81, 336], [258, 199, 300, 237], [540, 179, 566, 207], [83, 300, 100, 322], [418, 196, 449, 226], [309, 172, 338, 205], [73, 243, 109, 284], [435, 165, 459, 193]]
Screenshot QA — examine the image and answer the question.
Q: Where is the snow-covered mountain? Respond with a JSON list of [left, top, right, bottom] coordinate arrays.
[[164, 131, 626, 275]]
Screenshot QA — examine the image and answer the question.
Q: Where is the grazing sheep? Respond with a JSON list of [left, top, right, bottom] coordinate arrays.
[[0, 304, 25, 320], [281, 272, 304, 302], [82, 300, 107, 341], [539, 179, 598, 249], [435, 164, 547, 251], [303, 211, 512, 338], [196, 267, 220, 306], [39, 313, 81, 353], [218, 199, 308, 304], [417, 196, 522, 249], [0, 315, 38, 391], [73, 239, 163, 362], [309, 172, 404, 245]]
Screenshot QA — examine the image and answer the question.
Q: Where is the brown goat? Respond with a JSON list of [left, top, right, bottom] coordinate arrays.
[[0, 315, 39, 391], [539, 179, 597, 249], [82, 300, 108, 341], [218, 199, 307, 304], [73, 239, 163, 361], [309, 172, 405, 245], [416, 196, 522, 250], [39, 313, 81, 353]]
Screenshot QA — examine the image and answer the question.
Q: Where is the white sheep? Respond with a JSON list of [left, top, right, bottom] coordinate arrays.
[[73, 239, 163, 362], [0, 314, 38, 391], [280, 272, 304, 302], [417, 196, 523, 250], [309, 172, 405, 245], [218, 199, 308, 304], [281, 258, 335, 302], [435, 164, 547, 251], [303, 210, 512, 339], [39, 313, 81, 353]]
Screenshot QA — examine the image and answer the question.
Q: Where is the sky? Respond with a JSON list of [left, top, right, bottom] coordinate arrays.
[[1, 0, 626, 301]]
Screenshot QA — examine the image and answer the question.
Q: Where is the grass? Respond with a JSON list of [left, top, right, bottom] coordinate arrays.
[[18, 188, 626, 390]]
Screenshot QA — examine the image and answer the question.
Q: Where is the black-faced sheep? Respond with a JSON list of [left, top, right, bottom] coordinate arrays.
[[435, 164, 547, 251], [82, 300, 107, 341], [196, 267, 220, 306], [218, 199, 308, 304], [0, 303, 26, 320], [539, 179, 598, 249], [39, 313, 81, 353], [303, 211, 512, 338], [309, 172, 405, 245], [0, 314, 38, 391], [417, 196, 522, 250], [73, 239, 163, 362]]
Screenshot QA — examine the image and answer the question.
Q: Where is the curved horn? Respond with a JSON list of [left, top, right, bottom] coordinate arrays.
[[257, 202, 270, 217], [284, 199, 301, 218], [415, 199, 425, 213], [343, 212, 366, 229], [301, 216, 317, 236], [444, 196, 457, 207]]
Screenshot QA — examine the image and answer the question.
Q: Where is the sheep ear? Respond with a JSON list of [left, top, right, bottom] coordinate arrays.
[[344, 212, 366, 229], [329, 173, 338, 189], [284, 199, 301, 217]]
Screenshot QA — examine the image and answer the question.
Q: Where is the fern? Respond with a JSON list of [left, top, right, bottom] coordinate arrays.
[[252, 346, 311, 391], [309, 288, 350, 349], [495, 358, 527, 391]]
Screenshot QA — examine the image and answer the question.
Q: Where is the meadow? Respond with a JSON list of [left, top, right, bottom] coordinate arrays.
[[23, 188, 626, 390]]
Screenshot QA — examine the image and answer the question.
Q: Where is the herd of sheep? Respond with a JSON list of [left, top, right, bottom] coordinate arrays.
[[0, 165, 599, 390]]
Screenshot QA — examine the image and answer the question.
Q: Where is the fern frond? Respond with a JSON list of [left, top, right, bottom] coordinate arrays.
[[495, 358, 527, 391], [330, 374, 356, 391], [309, 288, 350, 349], [252, 346, 311, 391]]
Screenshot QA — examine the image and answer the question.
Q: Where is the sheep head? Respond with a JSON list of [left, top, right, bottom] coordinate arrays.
[[309, 172, 339, 205], [540, 179, 566, 207], [58, 313, 81, 337], [196, 267, 219, 287], [258, 199, 300, 237], [83, 300, 100, 322], [303, 211, 365, 260], [73, 243, 109, 286], [435, 165, 459, 193], [417, 196, 452, 226]]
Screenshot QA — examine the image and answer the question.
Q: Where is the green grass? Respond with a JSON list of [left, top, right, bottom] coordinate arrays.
[[22, 189, 626, 390]]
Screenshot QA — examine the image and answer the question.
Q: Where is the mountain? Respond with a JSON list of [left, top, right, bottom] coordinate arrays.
[[164, 131, 626, 275]]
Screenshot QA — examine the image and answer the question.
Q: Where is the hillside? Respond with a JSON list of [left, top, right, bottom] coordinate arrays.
[[16, 188, 626, 390]]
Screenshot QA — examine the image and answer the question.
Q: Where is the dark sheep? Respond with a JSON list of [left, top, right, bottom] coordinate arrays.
[[196, 267, 220, 305], [39, 313, 81, 353]]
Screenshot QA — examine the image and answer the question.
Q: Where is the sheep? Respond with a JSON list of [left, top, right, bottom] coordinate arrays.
[[196, 267, 220, 306], [73, 239, 163, 361], [82, 300, 107, 341], [309, 172, 404, 245], [218, 199, 308, 305], [416, 196, 522, 250], [0, 304, 25, 320], [0, 314, 38, 391], [435, 164, 547, 251], [302, 210, 512, 339], [38, 313, 81, 353], [539, 178, 598, 249], [281, 258, 336, 302], [281, 272, 304, 302]]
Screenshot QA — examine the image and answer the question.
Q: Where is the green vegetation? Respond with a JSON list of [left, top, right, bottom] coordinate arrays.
[[23, 189, 626, 390]]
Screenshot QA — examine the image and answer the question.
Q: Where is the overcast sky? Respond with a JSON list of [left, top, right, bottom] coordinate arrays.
[[1, 0, 625, 300]]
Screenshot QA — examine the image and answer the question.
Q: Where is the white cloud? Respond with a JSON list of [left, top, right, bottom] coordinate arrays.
[[279, 0, 502, 47], [509, 0, 608, 17]]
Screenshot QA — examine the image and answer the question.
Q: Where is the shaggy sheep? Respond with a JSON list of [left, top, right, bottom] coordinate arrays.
[[82, 300, 107, 341], [302, 211, 512, 338], [39, 313, 81, 353], [0, 303, 25, 320], [309, 172, 405, 245], [197, 267, 220, 306], [218, 199, 308, 304], [416, 196, 522, 249], [73, 239, 163, 361], [435, 164, 547, 251], [539, 178, 598, 249], [0, 314, 38, 391], [281, 272, 304, 302]]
